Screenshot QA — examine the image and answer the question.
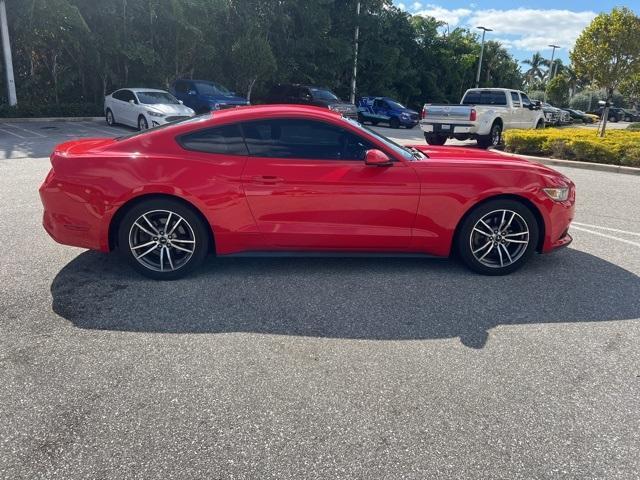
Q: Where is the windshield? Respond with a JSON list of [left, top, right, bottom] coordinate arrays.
[[344, 118, 418, 161], [136, 91, 180, 105], [194, 81, 232, 96], [386, 100, 406, 110], [310, 88, 339, 102]]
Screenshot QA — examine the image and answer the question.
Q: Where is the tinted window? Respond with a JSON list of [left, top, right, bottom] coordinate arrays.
[[174, 81, 189, 94], [521, 93, 531, 108], [510, 92, 521, 107], [309, 88, 339, 102], [179, 124, 248, 155], [137, 91, 180, 105], [462, 90, 508, 106], [112, 90, 127, 101], [241, 119, 372, 160], [121, 90, 137, 103]]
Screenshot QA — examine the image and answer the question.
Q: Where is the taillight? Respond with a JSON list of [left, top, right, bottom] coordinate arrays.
[[469, 108, 477, 121], [421, 106, 427, 120]]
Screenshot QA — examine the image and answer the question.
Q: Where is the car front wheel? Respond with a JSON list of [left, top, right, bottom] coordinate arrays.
[[138, 115, 149, 131], [456, 199, 539, 275], [118, 198, 210, 280]]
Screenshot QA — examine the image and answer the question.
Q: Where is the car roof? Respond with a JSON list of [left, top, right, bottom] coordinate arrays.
[[121, 88, 170, 93]]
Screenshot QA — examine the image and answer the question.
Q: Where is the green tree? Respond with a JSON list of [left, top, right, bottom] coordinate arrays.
[[522, 52, 546, 87], [571, 7, 640, 135], [546, 74, 570, 107]]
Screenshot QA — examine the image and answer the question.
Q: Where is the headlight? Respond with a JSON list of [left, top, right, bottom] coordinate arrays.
[[146, 110, 164, 117], [211, 103, 225, 110], [400, 113, 410, 119], [542, 187, 569, 202]]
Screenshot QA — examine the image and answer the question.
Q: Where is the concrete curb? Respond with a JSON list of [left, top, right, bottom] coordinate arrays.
[[0, 116, 103, 123], [495, 150, 640, 176]]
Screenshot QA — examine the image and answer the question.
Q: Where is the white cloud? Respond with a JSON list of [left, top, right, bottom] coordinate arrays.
[[468, 8, 596, 51], [411, 2, 422, 11], [414, 4, 472, 26], [397, 2, 406, 11], [409, 5, 596, 52]]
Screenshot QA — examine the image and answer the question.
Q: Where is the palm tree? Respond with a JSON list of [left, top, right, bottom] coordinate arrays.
[[522, 52, 546, 86]]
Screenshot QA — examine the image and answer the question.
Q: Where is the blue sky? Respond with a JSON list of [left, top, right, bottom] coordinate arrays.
[[393, 1, 638, 68]]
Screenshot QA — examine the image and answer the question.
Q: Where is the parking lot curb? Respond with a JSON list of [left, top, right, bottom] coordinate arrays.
[[495, 150, 640, 176], [0, 116, 103, 123]]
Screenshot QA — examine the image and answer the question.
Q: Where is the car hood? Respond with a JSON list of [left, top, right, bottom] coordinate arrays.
[[144, 103, 194, 116], [327, 101, 357, 112]]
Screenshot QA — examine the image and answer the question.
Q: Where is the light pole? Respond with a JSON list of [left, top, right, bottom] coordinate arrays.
[[475, 26, 492, 88], [547, 44, 560, 81], [349, 0, 361, 104], [0, 0, 17, 106]]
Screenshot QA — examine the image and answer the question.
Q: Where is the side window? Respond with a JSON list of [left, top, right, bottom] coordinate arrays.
[[112, 90, 126, 102], [521, 93, 532, 108], [178, 124, 248, 155], [241, 119, 373, 161], [510, 92, 521, 108], [121, 90, 136, 103], [373, 99, 384, 108], [175, 81, 188, 94]]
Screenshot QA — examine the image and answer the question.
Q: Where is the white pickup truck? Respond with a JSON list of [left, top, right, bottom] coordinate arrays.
[[419, 88, 545, 148]]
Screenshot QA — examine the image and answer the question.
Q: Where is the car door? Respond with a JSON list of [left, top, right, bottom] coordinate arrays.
[[509, 91, 524, 128], [110, 90, 129, 125], [240, 118, 420, 250], [373, 99, 389, 122], [118, 90, 138, 127], [519, 93, 537, 127]]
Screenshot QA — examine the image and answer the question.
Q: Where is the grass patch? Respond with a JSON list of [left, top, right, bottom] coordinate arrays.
[[503, 128, 640, 167]]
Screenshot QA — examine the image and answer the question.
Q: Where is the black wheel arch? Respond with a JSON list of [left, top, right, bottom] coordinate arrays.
[[108, 193, 215, 254], [450, 194, 545, 256]]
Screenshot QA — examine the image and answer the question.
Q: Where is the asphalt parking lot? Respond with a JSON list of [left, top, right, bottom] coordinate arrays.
[[1, 119, 639, 479]]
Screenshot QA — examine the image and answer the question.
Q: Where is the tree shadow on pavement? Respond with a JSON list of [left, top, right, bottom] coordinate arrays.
[[51, 248, 640, 348]]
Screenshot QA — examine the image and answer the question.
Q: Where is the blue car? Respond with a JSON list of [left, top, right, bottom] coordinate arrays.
[[171, 79, 250, 114], [357, 96, 419, 129]]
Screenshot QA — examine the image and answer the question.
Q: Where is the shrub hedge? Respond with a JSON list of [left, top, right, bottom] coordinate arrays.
[[0, 103, 103, 118], [503, 128, 640, 167]]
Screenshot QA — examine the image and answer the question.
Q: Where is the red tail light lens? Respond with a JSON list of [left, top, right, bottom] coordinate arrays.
[[470, 108, 477, 121], [421, 106, 427, 120]]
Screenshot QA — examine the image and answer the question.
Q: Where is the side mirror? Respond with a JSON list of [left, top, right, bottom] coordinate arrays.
[[365, 149, 392, 167], [128, 99, 135, 105], [188, 90, 197, 96], [178, 100, 183, 104]]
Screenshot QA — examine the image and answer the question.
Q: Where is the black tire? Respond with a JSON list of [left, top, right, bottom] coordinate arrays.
[[389, 117, 400, 129], [609, 115, 618, 123], [118, 198, 210, 280], [456, 199, 539, 276], [536, 120, 545, 129], [424, 133, 447, 145], [357, 113, 365, 123], [478, 122, 502, 148], [371, 120, 379, 126], [106, 108, 116, 126], [138, 115, 149, 131]]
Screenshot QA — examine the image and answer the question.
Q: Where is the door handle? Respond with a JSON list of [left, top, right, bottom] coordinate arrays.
[[251, 175, 284, 185]]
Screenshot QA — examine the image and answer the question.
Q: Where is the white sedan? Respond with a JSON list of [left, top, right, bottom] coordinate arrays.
[[104, 88, 195, 130]]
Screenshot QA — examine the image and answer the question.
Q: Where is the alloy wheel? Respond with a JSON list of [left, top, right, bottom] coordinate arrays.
[[128, 209, 196, 272], [469, 209, 529, 269], [139, 117, 148, 130]]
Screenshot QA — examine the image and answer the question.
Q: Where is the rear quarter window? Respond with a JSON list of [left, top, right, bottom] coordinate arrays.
[[178, 124, 248, 155]]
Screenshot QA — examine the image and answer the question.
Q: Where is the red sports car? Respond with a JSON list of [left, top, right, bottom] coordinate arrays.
[[40, 105, 575, 279]]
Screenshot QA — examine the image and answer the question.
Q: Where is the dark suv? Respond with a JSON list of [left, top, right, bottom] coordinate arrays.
[[265, 84, 358, 119]]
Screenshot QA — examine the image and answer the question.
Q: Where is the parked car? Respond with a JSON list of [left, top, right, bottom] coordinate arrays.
[[621, 109, 640, 122], [357, 96, 419, 128], [589, 106, 626, 122], [541, 103, 562, 126], [171, 79, 249, 114], [104, 88, 195, 131], [562, 108, 595, 124], [40, 104, 575, 280], [265, 84, 358, 119], [419, 88, 545, 147]]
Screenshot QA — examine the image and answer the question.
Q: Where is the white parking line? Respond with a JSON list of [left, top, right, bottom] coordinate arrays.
[[572, 222, 640, 237], [3, 123, 46, 138], [571, 225, 640, 248], [0, 127, 25, 139], [79, 122, 119, 136]]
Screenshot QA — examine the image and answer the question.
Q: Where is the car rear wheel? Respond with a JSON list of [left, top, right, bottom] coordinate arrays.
[[138, 115, 149, 131], [106, 109, 115, 126], [424, 133, 447, 145], [478, 122, 502, 148], [456, 199, 539, 275], [118, 198, 209, 280]]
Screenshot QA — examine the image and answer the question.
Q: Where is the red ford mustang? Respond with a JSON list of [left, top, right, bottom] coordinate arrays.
[[40, 105, 575, 279]]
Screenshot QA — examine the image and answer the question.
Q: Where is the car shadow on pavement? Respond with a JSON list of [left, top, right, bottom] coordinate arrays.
[[50, 248, 640, 348]]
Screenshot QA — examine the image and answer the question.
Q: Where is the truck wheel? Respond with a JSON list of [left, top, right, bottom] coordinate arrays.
[[389, 117, 400, 129], [536, 120, 545, 129], [478, 122, 502, 148], [424, 134, 447, 146]]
